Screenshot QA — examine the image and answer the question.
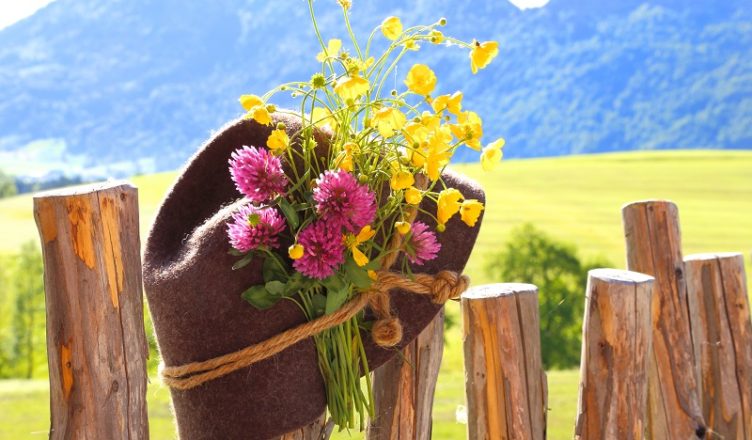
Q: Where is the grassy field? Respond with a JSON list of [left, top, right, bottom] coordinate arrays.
[[1, 150, 751, 439]]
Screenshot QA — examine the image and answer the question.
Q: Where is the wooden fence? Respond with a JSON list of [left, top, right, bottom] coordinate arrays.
[[33, 183, 752, 439]]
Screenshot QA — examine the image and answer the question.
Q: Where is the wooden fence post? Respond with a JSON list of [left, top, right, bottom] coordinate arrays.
[[461, 283, 547, 440], [575, 269, 654, 440], [33, 182, 149, 439], [685, 252, 752, 439], [366, 310, 445, 440], [277, 413, 333, 440], [622, 200, 706, 438]]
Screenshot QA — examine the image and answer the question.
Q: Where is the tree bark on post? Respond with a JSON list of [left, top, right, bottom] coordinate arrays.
[[622, 200, 706, 438], [461, 283, 547, 440], [33, 182, 149, 439], [685, 252, 752, 439], [575, 269, 654, 440], [366, 310, 445, 440]]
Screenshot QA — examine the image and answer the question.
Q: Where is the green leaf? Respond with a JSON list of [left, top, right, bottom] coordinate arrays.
[[310, 293, 327, 317], [283, 272, 308, 296], [278, 198, 300, 230], [232, 254, 254, 270], [325, 286, 350, 315], [265, 280, 286, 296], [262, 254, 287, 283], [241, 285, 279, 310], [344, 257, 373, 289], [321, 274, 346, 292], [228, 248, 243, 257]]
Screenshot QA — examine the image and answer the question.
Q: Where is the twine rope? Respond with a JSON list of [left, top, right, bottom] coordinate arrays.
[[160, 174, 469, 390]]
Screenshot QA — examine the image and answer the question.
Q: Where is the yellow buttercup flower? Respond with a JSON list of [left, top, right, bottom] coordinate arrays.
[[404, 64, 437, 96], [437, 188, 463, 225], [481, 138, 505, 171], [288, 244, 304, 260], [335, 142, 358, 172], [404, 39, 420, 51], [370, 107, 407, 138], [334, 74, 370, 101], [404, 186, 423, 205], [239, 94, 264, 111], [250, 105, 272, 126], [430, 30, 445, 44], [470, 40, 499, 74], [381, 16, 403, 40], [266, 128, 289, 152], [431, 91, 463, 116], [390, 170, 415, 191], [311, 107, 338, 132], [459, 199, 484, 227], [346, 226, 376, 267], [316, 38, 342, 62], [450, 111, 483, 150], [395, 221, 411, 235]]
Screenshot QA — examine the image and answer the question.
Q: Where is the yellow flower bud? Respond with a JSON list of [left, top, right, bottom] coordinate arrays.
[[368, 270, 378, 281], [395, 221, 411, 235], [288, 244, 304, 260]]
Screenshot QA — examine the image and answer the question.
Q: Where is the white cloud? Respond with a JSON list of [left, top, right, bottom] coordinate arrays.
[[0, 0, 56, 30], [507, 0, 550, 10]]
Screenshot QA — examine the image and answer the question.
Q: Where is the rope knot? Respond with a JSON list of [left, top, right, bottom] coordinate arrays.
[[371, 317, 403, 347], [430, 271, 470, 304]]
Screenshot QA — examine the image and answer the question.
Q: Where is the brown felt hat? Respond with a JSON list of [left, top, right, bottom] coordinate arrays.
[[143, 113, 485, 440]]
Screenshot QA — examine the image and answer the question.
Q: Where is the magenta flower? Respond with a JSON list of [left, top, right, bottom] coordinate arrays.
[[405, 221, 441, 266], [229, 145, 288, 203], [227, 204, 286, 252], [293, 221, 346, 279], [313, 170, 376, 233]]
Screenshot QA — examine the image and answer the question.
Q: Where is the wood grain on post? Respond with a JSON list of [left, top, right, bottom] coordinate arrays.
[[278, 412, 333, 440], [622, 200, 706, 438], [33, 182, 149, 439], [461, 283, 547, 440], [575, 269, 654, 440], [366, 310, 445, 440], [685, 252, 752, 439]]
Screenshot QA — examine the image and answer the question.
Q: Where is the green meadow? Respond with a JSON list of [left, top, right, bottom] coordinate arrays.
[[1, 150, 751, 439]]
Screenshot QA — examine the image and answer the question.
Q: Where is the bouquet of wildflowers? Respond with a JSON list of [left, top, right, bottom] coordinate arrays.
[[225, 0, 502, 430]]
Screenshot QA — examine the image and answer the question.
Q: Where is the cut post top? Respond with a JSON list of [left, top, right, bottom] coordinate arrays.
[[621, 199, 677, 211], [33, 180, 136, 200], [461, 283, 537, 300], [588, 268, 654, 285], [685, 252, 744, 262]]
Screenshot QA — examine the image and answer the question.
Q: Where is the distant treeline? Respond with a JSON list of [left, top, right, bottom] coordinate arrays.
[[0, 170, 87, 198]]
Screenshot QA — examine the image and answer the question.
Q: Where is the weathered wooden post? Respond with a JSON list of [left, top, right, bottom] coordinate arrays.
[[575, 269, 654, 440], [622, 200, 706, 438], [461, 283, 547, 440], [33, 182, 149, 439], [685, 252, 752, 439], [277, 414, 333, 440], [366, 311, 444, 440]]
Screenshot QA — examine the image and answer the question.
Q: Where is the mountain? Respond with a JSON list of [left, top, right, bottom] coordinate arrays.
[[0, 0, 750, 177]]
